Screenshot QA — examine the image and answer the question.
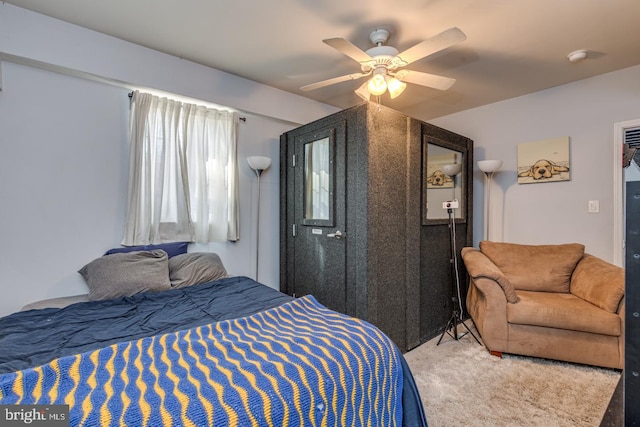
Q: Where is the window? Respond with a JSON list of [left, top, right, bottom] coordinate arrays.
[[122, 91, 239, 245]]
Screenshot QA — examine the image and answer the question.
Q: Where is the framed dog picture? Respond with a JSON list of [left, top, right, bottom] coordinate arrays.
[[426, 147, 458, 189], [426, 164, 455, 188], [517, 136, 571, 184]]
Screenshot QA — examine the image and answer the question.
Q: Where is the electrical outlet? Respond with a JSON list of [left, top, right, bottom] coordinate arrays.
[[588, 200, 600, 213]]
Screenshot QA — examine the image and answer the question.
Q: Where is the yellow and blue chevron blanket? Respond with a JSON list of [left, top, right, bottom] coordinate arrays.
[[0, 295, 402, 426]]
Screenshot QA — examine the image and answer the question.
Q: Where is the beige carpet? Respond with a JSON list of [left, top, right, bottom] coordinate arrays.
[[404, 323, 621, 427]]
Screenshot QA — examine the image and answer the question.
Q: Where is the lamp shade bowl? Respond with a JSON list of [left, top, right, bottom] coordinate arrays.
[[442, 163, 462, 176], [247, 156, 272, 172], [477, 159, 503, 173]]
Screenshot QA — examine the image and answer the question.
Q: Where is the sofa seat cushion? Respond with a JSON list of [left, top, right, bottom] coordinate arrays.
[[507, 291, 621, 336], [479, 241, 585, 293]]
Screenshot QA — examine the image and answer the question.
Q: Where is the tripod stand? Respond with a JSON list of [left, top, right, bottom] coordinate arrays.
[[437, 207, 481, 345]]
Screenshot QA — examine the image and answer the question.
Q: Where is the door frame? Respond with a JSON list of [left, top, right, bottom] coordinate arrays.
[[613, 118, 640, 266]]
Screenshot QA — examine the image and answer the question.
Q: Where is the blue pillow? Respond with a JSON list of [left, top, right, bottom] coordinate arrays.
[[104, 242, 189, 258]]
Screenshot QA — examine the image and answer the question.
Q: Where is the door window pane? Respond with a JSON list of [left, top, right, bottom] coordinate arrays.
[[304, 137, 330, 220]]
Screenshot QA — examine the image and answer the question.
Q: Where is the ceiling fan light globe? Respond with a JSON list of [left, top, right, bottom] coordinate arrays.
[[368, 74, 387, 96], [387, 77, 406, 99]]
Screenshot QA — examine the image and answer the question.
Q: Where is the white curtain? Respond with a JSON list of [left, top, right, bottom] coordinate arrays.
[[122, 91, 239, 245]]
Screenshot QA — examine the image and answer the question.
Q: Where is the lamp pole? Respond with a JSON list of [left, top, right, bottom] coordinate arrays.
[[477, 160, 503, 241], [247, 156, 271, 281], [483, 171, 494, 240]]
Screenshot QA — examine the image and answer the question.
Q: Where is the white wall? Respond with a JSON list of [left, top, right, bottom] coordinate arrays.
[[430, 64, 640, 262], [0, 62, 128, 315], [0, 4, 337, 126], [0, 4, 338, 317]]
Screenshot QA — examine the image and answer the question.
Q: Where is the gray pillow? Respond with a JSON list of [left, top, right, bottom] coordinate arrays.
[[79, 250, 171, 301], [169, 252, 228, 288]]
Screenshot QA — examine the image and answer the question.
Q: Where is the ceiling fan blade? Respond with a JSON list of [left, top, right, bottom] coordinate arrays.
[[396, 70, 456, 91], [300, 72, 369, 92], [323, 37, 373, 64], [396, 27, 466, 65]]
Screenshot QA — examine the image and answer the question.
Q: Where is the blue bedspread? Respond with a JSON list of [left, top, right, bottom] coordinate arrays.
[[1, 296, 403, 426]]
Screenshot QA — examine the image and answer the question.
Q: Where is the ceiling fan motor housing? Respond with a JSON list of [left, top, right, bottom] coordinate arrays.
[[369, 28, 390, 45], [362, 45, 400, 72]]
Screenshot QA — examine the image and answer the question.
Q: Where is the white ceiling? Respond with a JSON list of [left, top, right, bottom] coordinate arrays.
[[6, 0, 640, 120]]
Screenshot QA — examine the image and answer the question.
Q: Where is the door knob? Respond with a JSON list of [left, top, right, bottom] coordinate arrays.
[[327, 230, 343, 239]]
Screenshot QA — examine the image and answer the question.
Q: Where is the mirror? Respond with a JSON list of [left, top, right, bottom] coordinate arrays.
[[303, 136, 333, 225], [424, 141, 465, 222]]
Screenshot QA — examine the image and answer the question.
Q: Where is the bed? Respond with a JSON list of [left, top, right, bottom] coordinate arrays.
[[0, 248, 427, 426]]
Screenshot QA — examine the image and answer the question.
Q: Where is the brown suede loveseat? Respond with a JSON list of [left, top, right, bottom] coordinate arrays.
[[461, 241, 624, 369]]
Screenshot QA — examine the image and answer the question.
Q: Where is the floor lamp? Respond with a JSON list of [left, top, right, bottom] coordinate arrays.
[[247, 156, 271, 281], [477, 160, 503, 241]]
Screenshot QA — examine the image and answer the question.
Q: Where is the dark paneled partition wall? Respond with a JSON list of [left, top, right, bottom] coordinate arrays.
[[626, 180, 640, 425], [280, 102, 473, 352]]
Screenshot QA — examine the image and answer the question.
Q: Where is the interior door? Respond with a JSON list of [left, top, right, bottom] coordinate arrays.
[[291, 123, 347, 314]]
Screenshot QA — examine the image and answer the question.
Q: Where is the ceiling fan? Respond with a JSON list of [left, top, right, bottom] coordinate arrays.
[[301, 27, 466, 100]]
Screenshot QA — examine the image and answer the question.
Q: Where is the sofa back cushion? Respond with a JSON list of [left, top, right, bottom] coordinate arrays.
[[479, 241, 585, 293], [570, 254, 624, 313]]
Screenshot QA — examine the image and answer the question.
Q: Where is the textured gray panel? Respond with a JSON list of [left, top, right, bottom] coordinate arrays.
[[365, 104, 413, 350], [279, 133, 291, 294], [346, 104, 370, 321], [419, 121, 474, 343], [420, 222, 470, 342], [405, 119, 424, 350]]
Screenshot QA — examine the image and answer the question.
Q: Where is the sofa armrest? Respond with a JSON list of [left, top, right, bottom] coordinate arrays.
[[466, 276, 510, 351], [618, 296, 625, 368], [461, 247, 519, 303]]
